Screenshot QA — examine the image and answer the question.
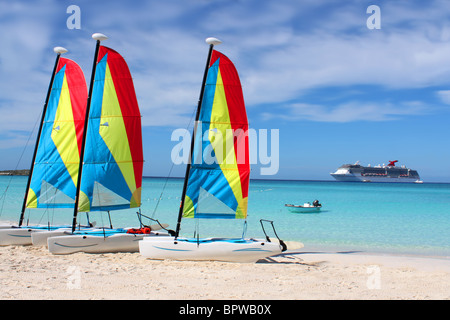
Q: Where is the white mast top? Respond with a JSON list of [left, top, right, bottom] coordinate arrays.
[[92, 33, 108, 41], [205, 37, 222, 46], [53, 47, 68, 54]]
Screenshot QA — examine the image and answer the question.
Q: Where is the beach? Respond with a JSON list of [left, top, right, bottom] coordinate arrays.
[[1, 245, 448, 300]]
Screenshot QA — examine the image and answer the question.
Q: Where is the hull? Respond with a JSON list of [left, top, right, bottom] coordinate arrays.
[[0, 224, 16, 229], [139, 236, 283, 263], [47, 230, 169, 255], [285, 205, 321, 213], [0, 225, 71, 246], [0, 227, 35, 246], [31, 227, 96, 246]]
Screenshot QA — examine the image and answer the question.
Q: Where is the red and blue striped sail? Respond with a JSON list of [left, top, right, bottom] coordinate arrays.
[[78, 46, 143, 212], [182, 50, 250, 219], [26, 58, 87, 208]]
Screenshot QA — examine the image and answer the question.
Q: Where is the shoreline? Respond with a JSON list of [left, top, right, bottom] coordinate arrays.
[[1, 220, 449, 259], [297, 242, 450, 261], [0, 245, 448, 300]]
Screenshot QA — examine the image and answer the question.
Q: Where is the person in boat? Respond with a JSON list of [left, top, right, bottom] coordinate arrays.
[[312, 200, 321, 207]]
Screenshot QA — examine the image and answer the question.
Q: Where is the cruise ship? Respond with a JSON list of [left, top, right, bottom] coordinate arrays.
[[330, 160, 423, 183]]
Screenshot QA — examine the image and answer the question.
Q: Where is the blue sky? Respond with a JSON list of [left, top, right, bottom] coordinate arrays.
[[1, 0, 450, 182]]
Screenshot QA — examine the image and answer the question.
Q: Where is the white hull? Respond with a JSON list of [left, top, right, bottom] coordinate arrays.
[[285, 205, 321, 213], [0, 227, 35, 246], [0, 224, 17, 229], [0, 225, 71, 246], [36, 223, 170, 247], [31, 228, 96, 246], [47, 231, 169, 255], [139, 236, 283, 263]]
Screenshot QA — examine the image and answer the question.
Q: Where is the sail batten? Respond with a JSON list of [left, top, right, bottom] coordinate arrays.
[[78, 46, 143, 213], [182, 50, 250, 220]]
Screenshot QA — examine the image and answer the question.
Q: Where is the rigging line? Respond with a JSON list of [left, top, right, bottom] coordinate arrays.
[[194, 218, 200, 241], [35, 168, 55, 226], [0, 109, 42, 218], [150, 104, 198, 219], [36, 206, 48, 226], [44, 177, 59, 227], [89, 136, 115, 229], [90, 130, 105, 213]]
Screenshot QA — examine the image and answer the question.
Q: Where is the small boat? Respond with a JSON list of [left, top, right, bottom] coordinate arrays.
[[0, 225, 88, 246], [47, 33, 168, 254], [285, 200, 322, 213], [139, 38, 291, 263], [0, 47, 90, 246], [31, 221, 96, 246], [140, 236, 280, 263], [47, 225, 169, 254]]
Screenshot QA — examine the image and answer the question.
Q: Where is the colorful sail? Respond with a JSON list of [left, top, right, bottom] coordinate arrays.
[[26, 58, 87, 208], [77, 46, 143, 212], [182, 50, 250, 219]]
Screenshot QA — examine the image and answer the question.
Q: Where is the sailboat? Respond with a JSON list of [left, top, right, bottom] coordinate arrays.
[[0, 47, 91, 246], [139, 38, 288, 263], [47, 33, 168, 254]]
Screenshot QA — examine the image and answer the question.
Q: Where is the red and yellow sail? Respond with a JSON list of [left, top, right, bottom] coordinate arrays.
[[182, 50, 250, 219], [78, 46, 143, 212], [26, 58, 87, 208]]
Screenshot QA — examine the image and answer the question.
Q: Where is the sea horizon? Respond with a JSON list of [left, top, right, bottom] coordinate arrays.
[[143, 175, 450, 184]]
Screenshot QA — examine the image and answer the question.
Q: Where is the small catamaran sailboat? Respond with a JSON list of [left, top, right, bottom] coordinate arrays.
[[0, 47, 91, 246], [139, 38, 290, 263], [47, 33, 168, 254]]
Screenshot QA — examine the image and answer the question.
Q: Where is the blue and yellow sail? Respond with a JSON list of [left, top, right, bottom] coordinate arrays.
[[182, 50, 250, 219], [77, 46, 143, 212], [26, 58, 87, 208]]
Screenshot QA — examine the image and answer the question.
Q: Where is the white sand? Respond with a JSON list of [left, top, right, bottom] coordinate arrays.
[[0, 245, 449, 300]]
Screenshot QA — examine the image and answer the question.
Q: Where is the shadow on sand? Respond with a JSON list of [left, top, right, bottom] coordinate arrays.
[[256, 250, 364, 265]]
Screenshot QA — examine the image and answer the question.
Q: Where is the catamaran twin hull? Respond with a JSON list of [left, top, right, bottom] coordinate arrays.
[[139, 237, 284, 263], [0, 225, 73, 246], [31, 228, 96, 246], [47, 231, 169, 254]]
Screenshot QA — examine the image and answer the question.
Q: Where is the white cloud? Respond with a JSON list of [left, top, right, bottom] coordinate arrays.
[[0, 1, 60, 141], [437, 90, 450, 105], [2, 0, 450, 138], [263, 100, 429, 123], [241, 28, 450, 106]]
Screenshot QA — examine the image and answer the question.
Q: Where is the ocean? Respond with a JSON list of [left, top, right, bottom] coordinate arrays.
[[1, 175, 449, 257]]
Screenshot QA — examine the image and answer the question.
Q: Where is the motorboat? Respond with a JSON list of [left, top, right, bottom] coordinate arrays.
[[285, 200, 322, 213]]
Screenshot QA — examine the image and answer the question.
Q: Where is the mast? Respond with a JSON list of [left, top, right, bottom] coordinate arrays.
[[174, 37, 222, 238], [19, 47, 68, 227], [71, 33, 108, 232]]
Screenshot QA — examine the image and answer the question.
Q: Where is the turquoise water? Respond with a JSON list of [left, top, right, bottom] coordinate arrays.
[[1, 176, 449, 257]]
